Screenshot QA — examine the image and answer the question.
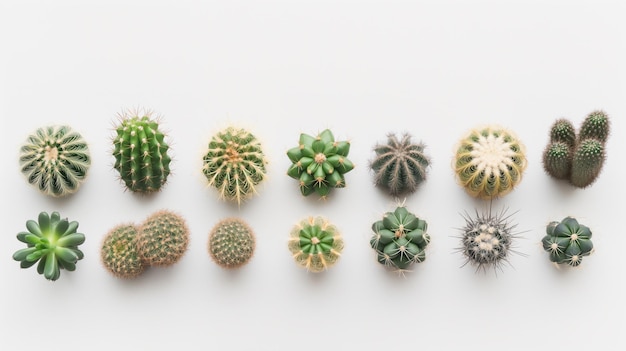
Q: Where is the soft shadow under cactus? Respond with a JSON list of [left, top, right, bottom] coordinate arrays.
[[542, 217, 593, 267], [288, 216, 344, 272]]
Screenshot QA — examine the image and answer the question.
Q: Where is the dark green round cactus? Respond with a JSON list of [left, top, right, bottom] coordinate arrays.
[[101, 224, 145, 279], [208, 218, 256, 269], [542, 217, 593, 267], [288, 216, 344, 273], [579, 110, 610, 143], [370, 206, 430, 272], [112, 109, 172, 194], [286, 129, 354, 197], [137, 210, 189, 267], [542, 142, 572, 180], [12, 211, 85, 281]]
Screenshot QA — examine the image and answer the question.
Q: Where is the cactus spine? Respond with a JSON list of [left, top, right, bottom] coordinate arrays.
[[370, 133, 430, 196], [19, 125, 91, 197], [136, 210, 189, 267], [202, 127, 268, 205], [208, 218, 256, 269], [101, 224, 145, 279], [542, 217, 593, 267], [12, 211, 86, 281], [288, 216, 344, 272], [112, 109, 172, 194]]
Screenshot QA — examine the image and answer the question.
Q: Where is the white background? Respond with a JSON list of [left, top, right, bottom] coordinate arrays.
[[1, 0, 625, 350]]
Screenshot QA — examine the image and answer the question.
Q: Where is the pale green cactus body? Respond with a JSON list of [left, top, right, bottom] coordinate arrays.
[[288, 216, 344, 272], [137, 210, 189, 267], [542, 217, 593, 267], [208, 218, 256, 269], [101, 224, 145, 279]]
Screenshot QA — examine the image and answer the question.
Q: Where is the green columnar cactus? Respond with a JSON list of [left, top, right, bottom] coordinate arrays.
[[453, 126, 527, 199], [286, 129, 354, 197], [369, 133, 431, 197], [370, 206, 430, 272], [112, 109, 172, 194], [579, 110, 610, 142], [137, 210, 189, 267], [19, 125, 91, 197], [101, 224, 145, 279], [549, 119, 577, 147], [570, 139, 605, 188], [542, 142, 572, 180], [288, 216, 344, 272], [208, 218, 256, 269], [542, 217, 593, 267], [202, 127, 268, 205], [12, 211, 85, 281]]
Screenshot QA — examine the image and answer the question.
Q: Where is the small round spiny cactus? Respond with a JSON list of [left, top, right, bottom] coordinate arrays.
[[453, 125, 527, 199], [370, 133, 431, 197], [208, 218, 256, 269], [101, 224, 145, 279], [579, 110, 610, 143], [19, 125, 91, 197], [542, 217, 593, 267], [112, 109, 172, 194], [137, 210, 189, 267], [370, 206, 430, 272], [202, 127, 268, 205], [13, 211, 86, 281], [288, 216, 344, 273], [286, 129, 354, 197]]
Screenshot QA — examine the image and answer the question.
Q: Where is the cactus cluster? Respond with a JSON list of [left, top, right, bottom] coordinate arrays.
[[453, 125, 527, 199], [542, 217, 593, 267], [543, 110, 610, 188], [208, 218, 256, 269], [370, 206, 430, 272], [100, 224, 145, 279], [202, 127, 268, 205], [13, 211, 86, 281], [19, 125, 91, 197], [370, 133, 430, 197], [288, 216, 344, 272], [112, 109, 172, 194], [287, 129, 354, 197]]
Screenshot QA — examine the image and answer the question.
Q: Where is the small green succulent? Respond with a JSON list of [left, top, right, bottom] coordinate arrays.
[[288, 216, 344, 272], [542, 217, 593, 267]]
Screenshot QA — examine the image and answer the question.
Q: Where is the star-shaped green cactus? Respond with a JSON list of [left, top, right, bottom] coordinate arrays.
[[542, 217, 593, 267]]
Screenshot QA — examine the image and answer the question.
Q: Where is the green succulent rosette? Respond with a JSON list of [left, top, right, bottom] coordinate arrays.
[[542, 217, 593, 267]]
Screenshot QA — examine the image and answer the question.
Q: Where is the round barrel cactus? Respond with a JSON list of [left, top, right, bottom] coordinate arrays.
[[286, 129, 354, 197], [137, 210, 189, 267], [101, 224, 145, 279], [112, 109, 172, 194], [542, 217, 593, 267], [19, 125, 91, 197], [208, 218, 256, 269], [288, 216, 344, 273], [12, 211, 86, 281], [370, 206, 430, 272]]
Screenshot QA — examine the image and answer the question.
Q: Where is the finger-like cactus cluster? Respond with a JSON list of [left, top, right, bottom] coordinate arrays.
[[288, 216, 344, 272], [19, 125, 91, 197], [370, 206, 430, 272], [100, 224, 145, 279], [208, 218, 256, 269], [542, 217, 593, 267], [12, 211, 86, 281], [287, 129, 354, 197]]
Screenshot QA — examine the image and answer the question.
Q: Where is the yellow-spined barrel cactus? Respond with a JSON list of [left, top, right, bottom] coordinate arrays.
[[454, 125, 527, 199], [19, 125, 91, 197], [12, 211, 85, 281], [112, 109, 172, 194], [370, 206, 430, 272], [286, 129, 354, 197], [208, 218, 256, 269], [202, 127, 268, 205], [100, 224, 145, 279], [288, 216, 344, 272], [137, 210, 189, 267], [542, 217, 593, 267]]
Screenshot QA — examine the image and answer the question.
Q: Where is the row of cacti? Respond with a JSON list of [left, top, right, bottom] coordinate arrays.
[[18, 109, 611, 203]]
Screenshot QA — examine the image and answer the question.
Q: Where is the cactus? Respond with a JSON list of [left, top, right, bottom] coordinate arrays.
[[370, 206, 430, 272], [208, 218, 256, 269], [288, 216, 344, 272], [12, 211, 85, 281], [369, 133, 430, 197], [542, 217, 593, 267], [570, 139, 605, 188], [112, 109, 172, 194], [542, 142, 572, 180], [101, 224, 145, 279], [453, 125, 527, 199], [286, 129, 354, 197], [202, 127, 268, 205], [19, 125, 91, 197], [579, 110, 610, 142], [136, 210, 189, 267]]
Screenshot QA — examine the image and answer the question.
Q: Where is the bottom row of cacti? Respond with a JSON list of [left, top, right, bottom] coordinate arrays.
[[12, 207, 594, 281]]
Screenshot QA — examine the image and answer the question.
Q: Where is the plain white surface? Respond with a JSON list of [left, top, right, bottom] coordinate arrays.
[[1, 0, 625, 350]]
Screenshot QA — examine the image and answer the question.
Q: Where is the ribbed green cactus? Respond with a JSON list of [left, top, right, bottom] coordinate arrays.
[[370, 206, 430, 272], [453, 125, 527, 199], [369, 133, 430, 197], [286, 129, 354, 197], [112, 109, 172, 194], [208, 218, 256, 269], [12, 211, 85, 281], [19, 125, 91, 197], [542, 217, 593, 267], [137, 210, 189, 267], [101, 224, 145, 279], [202, 127, 268, 205], [288, 216, 344, 272]]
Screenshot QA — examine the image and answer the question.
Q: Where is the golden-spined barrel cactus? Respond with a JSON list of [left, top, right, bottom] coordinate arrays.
[[288, 216, 344, 273]]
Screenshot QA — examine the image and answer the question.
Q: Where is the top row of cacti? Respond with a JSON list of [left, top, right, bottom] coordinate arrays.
[[18, 109, 611, 202]]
